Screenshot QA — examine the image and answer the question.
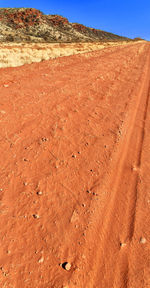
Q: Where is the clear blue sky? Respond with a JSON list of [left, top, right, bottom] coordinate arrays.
[[0, 0, 150, 40]]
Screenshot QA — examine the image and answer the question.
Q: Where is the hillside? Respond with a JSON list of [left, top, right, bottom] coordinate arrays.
[[0, 8, 130, 42]]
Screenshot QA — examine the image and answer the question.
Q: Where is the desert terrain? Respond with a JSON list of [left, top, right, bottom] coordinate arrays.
[[0, 40, 150, 288]]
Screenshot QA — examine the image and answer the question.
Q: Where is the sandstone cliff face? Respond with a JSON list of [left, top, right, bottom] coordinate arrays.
[[0, 8, 130, 42]]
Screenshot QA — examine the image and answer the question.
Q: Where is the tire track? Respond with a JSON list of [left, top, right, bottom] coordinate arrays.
[[128, 82, 150, 242], [104, 47, 150, 288], [80, 45, 150, 288]]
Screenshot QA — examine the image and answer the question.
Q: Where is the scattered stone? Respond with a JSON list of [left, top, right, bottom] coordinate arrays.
[[41, 137, 48, 142], [140, 237, 146, 244], [78, 151, 81, 154], [92, 192, 98, 196], [72, 154, 76, 158], [82, 203, 86, 207], [120, 242, 126, 248], [132, 165, 139, 172], [37, 191, 43, 195], [64, 262, 71, 271], [33, 214, 40, 219], [3, 84, 9, 88], [38, 256, 44, 263], [23, 182, 28, 186], [86, 190, 91, 194], [61, 262, 71, 271]]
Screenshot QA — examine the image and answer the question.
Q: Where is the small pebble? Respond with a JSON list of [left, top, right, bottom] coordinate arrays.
[[140, 237, 146, 244], [93, 192, 98, 196], [33, 214, 40, 219], [64, 262, 71, 271], [120, 242, 126, 248], [132, 165, 139, 171], [23, 182, 28, 186], [86, 190, 91, 194], [72, 154, 76, 158], [38, 256, 44, 263], [61, 262, 71, 271], [37, 191, 43, 195], [41, 137, 48, 142]]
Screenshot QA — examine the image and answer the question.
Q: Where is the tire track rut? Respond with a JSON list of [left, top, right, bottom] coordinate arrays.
[[102, 47, 150, 288], [80, 45, 150, 288]]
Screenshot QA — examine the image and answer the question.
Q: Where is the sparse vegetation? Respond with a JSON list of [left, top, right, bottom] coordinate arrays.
[[0, 41, 142, 68]]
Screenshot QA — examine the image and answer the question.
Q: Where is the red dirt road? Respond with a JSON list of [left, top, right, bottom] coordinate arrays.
[[0, 42, 150, 288]]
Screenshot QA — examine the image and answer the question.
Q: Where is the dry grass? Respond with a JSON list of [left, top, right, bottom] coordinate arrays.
[[0, 41, 144, 68]]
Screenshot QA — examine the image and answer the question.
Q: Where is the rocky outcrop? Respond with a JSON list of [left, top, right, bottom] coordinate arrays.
[[0, 8, 130, 42]]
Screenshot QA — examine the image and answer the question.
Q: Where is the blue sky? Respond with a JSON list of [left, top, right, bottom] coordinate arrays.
[[0, 0, 150, 40]]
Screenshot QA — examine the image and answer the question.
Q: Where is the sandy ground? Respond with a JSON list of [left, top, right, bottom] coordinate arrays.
[[0, 40, 142, 68], [0, 42, 150, 288]]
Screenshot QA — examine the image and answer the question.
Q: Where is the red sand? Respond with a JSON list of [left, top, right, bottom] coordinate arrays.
[[0, 42, 150, 287]]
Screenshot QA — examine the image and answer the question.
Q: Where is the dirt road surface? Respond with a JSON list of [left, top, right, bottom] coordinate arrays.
[[0, 42, 150, 288]]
